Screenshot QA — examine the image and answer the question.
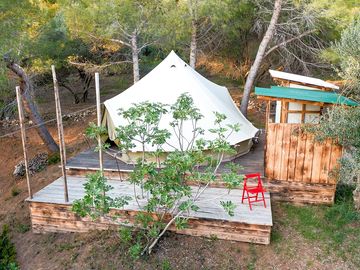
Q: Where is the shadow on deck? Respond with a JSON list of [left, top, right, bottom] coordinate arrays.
[[66, 131, 265, 177]]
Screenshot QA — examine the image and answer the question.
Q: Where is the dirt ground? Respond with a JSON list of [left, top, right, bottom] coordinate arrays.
[[0, 75, 357, 270]]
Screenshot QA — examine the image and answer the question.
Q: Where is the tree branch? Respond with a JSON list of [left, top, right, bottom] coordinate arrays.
[[86, 32, 132, 47], [68, 60, 132, 70], [264, 29, 316, 58]]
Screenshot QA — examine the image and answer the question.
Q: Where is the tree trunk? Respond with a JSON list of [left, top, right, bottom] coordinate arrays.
[[189, 19, 197, 69], [188, 0, 198, 69], [5, 60, 59, 153], [58, 82, 80, 104], [240, 0, 283, 117], [131, 32, 140, 83], [77, 69, 93, 102]]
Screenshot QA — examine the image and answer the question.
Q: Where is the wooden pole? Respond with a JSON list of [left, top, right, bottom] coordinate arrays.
[[95, 72, 104, 173], [15, 86, 33, 199], [51, 65, 69, 202], [265, 101, 270, 131]]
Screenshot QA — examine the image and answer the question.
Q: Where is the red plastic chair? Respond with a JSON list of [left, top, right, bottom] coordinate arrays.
[[241, 173, 266, 210]]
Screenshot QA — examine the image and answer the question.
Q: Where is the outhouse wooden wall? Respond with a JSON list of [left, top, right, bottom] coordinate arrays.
[[264, 123, 342, 205]]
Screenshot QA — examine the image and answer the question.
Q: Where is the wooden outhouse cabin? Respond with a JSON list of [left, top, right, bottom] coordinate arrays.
[[254, 70, 358, 205], [255, 70, 357, 126]]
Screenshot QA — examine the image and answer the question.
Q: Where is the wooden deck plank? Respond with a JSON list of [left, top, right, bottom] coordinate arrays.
[[27, 176, 272, 226], [65, 133, 266, 177]]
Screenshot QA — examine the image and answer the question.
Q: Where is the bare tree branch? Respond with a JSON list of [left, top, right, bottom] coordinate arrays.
[[264, 29, 316, 58]]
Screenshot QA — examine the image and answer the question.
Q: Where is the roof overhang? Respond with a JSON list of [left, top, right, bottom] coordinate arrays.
[[255, 86, 359, 106], [269, 69, 340, 90]]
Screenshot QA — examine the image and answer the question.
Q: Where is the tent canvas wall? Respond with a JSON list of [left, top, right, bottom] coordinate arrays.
[[102, 51, 258, 163]]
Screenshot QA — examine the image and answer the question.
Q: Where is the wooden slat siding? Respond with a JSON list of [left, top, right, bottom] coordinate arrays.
[[302, 134, 315, 183], [310, 141, 324, 183], [264, 124, 344, 205], [265, 124, 277, 179], [279, 124, 291, 180], [328, 144, 342, 185], [294, 131, 307, 182], [263, 179, 336, 205], [287, 125, 299, 181], [29, 201, 271, 244], [319, 140, 332, 183], [272, 124, 284, 180], [27, 176, 273, 240], [29, 203, 271, 236], [29, 179, 272, 225], [266, 124, 342, 185]]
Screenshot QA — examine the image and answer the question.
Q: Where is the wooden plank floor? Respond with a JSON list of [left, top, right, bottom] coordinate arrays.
[[28, 176, 272, 226], [66, 131, 265, 176], [27, 176, 272, 244]]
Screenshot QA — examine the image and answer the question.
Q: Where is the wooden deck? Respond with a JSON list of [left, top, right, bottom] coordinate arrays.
[[66, 131, 265, 179], [27, 176, 272, 244]]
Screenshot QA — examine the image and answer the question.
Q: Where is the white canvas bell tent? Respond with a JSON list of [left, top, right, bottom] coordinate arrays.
[[102, 51, 258, 163]]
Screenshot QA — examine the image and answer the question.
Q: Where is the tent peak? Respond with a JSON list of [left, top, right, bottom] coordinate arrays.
[[162, 50, 189, 70]]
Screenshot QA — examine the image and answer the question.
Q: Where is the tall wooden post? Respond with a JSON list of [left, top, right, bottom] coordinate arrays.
[[95, 73, 104, 173], [51, 65, 69, 202], [15, 86, 33, 199], [265, 100, 270, 131]]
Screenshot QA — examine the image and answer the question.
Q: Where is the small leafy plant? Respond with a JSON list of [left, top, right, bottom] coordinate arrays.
[[73, 93, 244, 256], [0, 225, 19, 270]]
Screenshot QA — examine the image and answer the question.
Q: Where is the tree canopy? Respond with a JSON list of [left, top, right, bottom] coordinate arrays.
[[0, 0, 359, 116]]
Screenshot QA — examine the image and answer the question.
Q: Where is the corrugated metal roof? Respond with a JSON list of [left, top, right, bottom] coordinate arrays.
[[269, 69, 339, 90], [255, 86, 359, 106]]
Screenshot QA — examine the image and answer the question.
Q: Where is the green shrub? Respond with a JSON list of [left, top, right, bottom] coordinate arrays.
[[47, 153, 61, 165], [0, 225, 18, 270], [10, 187, 20, 197], [335, 183, 355, 203]]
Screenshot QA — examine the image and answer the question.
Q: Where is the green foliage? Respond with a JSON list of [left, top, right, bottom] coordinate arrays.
[[15, 223, 30, 234], [85, 122, 108, 139], [0, 225, 18, 270], [308, 106, 360, 191], [297, 16, 360, 194], [333, 17, 360, 97], [75, 93, 244, 256], [222, 163, 244, 190], [47, 152, 61, 165], [160, 259, 172, 270], [282, 200, 360, 265], [72, 172, 131, 220], [335, 183, 356, 204], [128, 242, 142, 260], [85, 122, 110, 151], [220, 201, 236, 216], [10, 187, 21, 197], [116, 102, 170, 153], [119, 227, 132, 244], [174, 217, 189, 230], [118, 94, 243, 253]]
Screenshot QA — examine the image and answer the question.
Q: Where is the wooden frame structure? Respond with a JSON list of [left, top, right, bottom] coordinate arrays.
[[52, 65, 69, 202], [27, 176, 273, 244], [254, 71, 352, 204], [259, 97, 325, 125], [22, 70, 273, 245], [264, 123, 342, 204], [16, 86, 33, 199]]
